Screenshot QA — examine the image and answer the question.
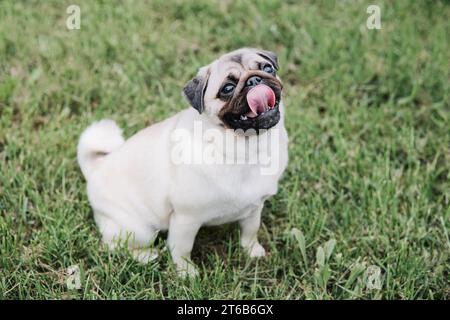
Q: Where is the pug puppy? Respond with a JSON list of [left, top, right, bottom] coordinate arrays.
[[77, 48, 288, 276]]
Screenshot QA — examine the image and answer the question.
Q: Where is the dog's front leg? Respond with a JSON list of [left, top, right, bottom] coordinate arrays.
[[168, 214, 201, 277], [239, 204, 266, 258]]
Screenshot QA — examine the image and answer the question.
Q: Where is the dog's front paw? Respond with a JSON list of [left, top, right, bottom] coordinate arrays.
[[247, 242, 266, 258]]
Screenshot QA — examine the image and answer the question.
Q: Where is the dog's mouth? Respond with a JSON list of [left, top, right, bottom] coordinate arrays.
[[223, 84, 281, 132]]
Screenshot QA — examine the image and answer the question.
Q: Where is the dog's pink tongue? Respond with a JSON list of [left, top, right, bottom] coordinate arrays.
[[246, 84, 276, 118]]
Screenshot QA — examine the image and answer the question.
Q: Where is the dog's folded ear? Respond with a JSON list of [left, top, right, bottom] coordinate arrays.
[[256, 49, 279, 70], [183, 74, 209, 114]]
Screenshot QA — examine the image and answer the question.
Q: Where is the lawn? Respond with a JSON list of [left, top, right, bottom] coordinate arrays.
[[0, 0, 449, 299]]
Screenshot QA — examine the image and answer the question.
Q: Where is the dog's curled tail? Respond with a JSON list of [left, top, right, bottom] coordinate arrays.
[[77, 119, 125, 179]]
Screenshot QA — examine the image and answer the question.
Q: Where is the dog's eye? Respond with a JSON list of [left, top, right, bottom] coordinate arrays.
[[262, 64, 274, 74], [220, 83, 235, 95]]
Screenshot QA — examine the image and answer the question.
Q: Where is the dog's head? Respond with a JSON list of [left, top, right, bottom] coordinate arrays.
[[183, 48, 283, 132]]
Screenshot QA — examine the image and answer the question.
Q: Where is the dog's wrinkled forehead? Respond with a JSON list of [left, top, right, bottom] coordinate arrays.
[[210, 48, 278, 82], [205, 48, 278, 95]]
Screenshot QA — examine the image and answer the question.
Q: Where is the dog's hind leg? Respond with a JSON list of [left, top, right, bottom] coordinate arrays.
[[131, 247, 159, 264], [94, 211, 160, 264]]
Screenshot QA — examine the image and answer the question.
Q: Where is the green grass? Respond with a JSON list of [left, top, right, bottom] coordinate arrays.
[[0, 0, 449, 299]]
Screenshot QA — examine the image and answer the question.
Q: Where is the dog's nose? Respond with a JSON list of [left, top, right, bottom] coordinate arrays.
[[246, 76, 262, 88]]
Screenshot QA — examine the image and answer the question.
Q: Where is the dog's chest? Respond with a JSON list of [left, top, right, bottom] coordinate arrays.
[[181, 164, 279, 225], [170, 117, 288, 225]]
